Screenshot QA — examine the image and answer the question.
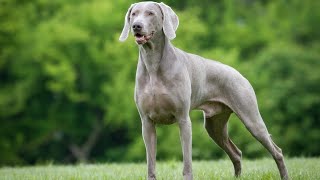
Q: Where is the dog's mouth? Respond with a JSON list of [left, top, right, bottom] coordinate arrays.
[[134, 32, 154, 45]]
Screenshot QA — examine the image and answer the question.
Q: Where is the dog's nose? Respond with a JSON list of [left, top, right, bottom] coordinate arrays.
[[132, 22, 143, 32]]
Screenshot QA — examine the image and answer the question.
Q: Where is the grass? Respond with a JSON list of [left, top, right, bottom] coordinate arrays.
[[0, 158, 319, 180]]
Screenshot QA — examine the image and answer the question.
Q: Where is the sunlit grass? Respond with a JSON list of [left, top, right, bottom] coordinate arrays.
[[0, 158, 319, 180]]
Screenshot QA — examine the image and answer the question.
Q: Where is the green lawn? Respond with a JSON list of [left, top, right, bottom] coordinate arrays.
[[0, 158, 319, 180]]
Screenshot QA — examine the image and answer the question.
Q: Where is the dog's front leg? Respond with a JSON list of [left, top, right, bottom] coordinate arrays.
[[178, 117, 193, 180], [142, 119, 157, 180]]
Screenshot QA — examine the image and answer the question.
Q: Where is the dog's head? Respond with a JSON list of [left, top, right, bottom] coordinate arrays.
[[119, 1, 179, 45]]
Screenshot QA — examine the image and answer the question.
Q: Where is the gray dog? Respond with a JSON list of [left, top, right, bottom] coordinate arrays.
[[119, 1, 289, 180]]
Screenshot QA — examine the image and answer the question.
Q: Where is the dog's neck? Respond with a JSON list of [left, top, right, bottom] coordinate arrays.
[[139, 31, 167, 74]]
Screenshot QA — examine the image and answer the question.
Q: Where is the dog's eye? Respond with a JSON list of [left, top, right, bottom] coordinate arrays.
[[148, 12, 154, 16], [132, 12, 136, 16]]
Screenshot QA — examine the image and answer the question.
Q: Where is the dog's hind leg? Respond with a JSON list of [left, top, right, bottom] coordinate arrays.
[[204, 110, 242, 177], [236, 110, 289, 180], [224, 79, 289, 179]]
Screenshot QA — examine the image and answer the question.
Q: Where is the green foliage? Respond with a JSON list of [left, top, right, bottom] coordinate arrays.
[[0, 0, 319, 165], [253, 43, 320, 156]]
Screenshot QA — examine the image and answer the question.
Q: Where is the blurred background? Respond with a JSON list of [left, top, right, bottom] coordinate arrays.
[[1, 0, 319, 166]]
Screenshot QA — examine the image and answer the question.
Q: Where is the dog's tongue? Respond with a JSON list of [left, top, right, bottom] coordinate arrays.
[[135, 35, 147, 44], [135, 34, 153, 44]]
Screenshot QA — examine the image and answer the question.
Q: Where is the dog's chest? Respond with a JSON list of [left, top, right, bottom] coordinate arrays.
[[136, 74, 178, 124]]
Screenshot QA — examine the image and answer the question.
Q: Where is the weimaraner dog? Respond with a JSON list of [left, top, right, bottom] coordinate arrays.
[[119, 1, 289, 180]]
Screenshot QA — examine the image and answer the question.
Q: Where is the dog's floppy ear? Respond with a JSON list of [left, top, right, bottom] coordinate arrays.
[[119, 3, 136, 42], [158, 2, 179, 40]]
